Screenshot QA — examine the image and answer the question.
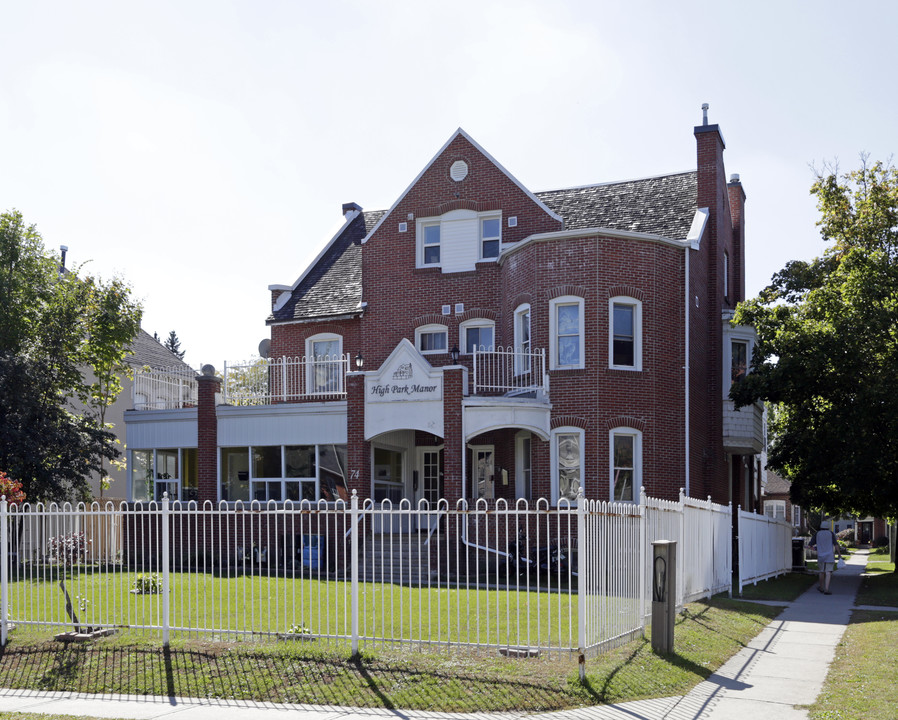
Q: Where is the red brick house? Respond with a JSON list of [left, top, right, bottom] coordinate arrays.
[[125, 109, 764, 515]]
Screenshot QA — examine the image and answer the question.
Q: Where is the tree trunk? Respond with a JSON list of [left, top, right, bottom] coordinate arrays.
[[58, 577, 83, 633]]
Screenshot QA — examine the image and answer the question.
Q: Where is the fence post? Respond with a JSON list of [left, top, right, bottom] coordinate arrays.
[[577, 489, 587, 683], [735, 504, 742, 596], [727, 502, 733, 598], [350, 490, 359, 657], [1, 495, 8, 647], [678, 488, 685, 608], [707, 495, 713, 600], [161, 492, 171, 647], [638, 486, 646, 631]]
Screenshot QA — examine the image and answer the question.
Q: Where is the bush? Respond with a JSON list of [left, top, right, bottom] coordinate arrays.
[[873, 536, 890, 548], [130, 573, 162, 595]]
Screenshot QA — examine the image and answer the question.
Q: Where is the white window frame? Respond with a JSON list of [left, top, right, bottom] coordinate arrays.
[[551, 427, 584, 506], [419, 220, 441, 267], [609, 428, 641, 503], [723, 250, 730, 300], [306, 333, 343, 395], [609, 296, 642, 371], [415, 323, 448, 355], [549, 295, 584, 370], [459, 318, 495, 355], [479, 214, 502, 260], [764, 499, 786, 520], [515, 430, 532, 501], [130, 448, 197, 502], [514, 303, 531, 374]]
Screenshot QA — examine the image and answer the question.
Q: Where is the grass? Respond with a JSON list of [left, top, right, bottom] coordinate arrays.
[[855, 549, 897, 607], [735, 572, 816, 602], [0, 595, 783, 714], [7, 570, 587, 649], [808, 609, 898, 719]]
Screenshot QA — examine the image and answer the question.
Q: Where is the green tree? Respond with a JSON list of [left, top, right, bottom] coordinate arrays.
[[732, 158, 898, 520], [0, 210, 142, 501], [162, 329, 186, 360]]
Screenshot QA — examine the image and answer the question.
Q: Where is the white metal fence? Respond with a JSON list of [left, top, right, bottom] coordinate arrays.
[[133, 365, 198, 410], [223, 355, 350, 404], [0, 489, 791, 666], [471, 347, 548, 396]]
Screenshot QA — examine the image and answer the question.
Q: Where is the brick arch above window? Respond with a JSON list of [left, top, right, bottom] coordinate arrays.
[[608, 286, 646, 303], [551, 415, 593, 431], [412, 313, 449, 328], [418, 198, 501, 218], [511, 292, 535, 309], [457, 308, 498, 324], [545, 285, 588, 301], [605, 416, 646, 433]]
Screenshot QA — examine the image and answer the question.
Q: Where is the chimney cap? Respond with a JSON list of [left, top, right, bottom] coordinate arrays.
[[729, 173, 741, 183], [701, 103, 709, 126], [342, 202, 363, 216]]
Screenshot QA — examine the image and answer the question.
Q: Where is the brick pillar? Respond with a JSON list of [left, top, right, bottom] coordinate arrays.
[[442, 366, 465, 503], [197, 368, 221, 504], [346, 371, 370, 501]]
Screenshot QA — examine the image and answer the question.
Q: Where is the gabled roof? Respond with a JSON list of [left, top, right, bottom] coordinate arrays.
[[271, 162, 698, 324], [129, 329, 194, 372], [362, 128, 563, 243], [536, 172, 697, 240], [269, 210, 385, 324], [765, 471, 791, 496]]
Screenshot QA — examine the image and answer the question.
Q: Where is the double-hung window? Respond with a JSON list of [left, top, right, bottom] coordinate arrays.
[[514, 304, 531, 374], [461, 319, 495, 354], [422, 223, 441, 265], [416, 324, 448, 354], [549, 296, 584, 369], [731, 340, 747, 384], [610, 428, 641, 502], [306, 334, 343, 394], [609, 296, 642, 370], [480, 217, 501, 259]]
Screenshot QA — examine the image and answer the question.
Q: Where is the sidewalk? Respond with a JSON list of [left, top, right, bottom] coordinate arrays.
[[0, 552, 877, 720]]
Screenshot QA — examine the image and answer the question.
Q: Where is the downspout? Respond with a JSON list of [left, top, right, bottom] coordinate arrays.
[[684, 246, 691, 498]]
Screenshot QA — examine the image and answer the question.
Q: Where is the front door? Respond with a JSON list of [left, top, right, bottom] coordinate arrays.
[[416, 447, 443, 530]]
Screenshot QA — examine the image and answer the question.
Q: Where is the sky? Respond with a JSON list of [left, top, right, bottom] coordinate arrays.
[[2, 1, 896, 370]]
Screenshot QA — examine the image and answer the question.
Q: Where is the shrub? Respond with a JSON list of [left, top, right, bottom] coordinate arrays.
[[131, 573, 162, 595], [873, 536, 890, 548]]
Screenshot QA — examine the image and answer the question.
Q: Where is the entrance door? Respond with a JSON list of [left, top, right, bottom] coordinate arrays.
[[373, 446, 405, 533], [415, 448, 443, 531]]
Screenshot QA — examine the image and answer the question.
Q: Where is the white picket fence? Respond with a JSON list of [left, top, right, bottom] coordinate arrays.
[[0, 489, 791, 667]]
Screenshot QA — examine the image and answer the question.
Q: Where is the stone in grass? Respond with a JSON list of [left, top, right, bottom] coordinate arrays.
[[277, 624, 316, 642], [54, 628, 117, 643], [499, 646, 540, 658]]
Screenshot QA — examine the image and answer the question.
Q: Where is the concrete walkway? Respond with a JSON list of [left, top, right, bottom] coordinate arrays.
[[0, 551, 884, 720]]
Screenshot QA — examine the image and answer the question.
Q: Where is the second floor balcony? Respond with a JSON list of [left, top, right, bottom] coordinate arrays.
[[132, 347, 549, 410]]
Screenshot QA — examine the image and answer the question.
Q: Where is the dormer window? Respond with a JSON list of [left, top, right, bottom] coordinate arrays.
[[416, 210, 502, 272]]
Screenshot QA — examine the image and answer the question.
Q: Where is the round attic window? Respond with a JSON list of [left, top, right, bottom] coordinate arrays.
[[450, 160, 469, 182]]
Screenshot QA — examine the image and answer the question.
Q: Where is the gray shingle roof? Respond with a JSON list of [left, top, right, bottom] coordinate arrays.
[[535, 172, 697, 239], [128, 329, 195, 372], [269, 211, 385, 323], [765, 471, 791, 496], [273, 173, 697, 323]]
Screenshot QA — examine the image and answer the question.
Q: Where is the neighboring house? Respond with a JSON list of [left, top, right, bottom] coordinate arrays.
[[91, 329, 195, 501], [763, 471, 805, 535], [125, 109, 765, 513]]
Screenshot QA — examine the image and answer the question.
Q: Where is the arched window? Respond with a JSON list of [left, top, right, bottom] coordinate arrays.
[[609, 427, 642, 502], [549, 295, 584, 370], [305, 333, 343, 394]]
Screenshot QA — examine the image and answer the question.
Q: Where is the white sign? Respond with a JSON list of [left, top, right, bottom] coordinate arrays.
[[367, 358, 442, 402]]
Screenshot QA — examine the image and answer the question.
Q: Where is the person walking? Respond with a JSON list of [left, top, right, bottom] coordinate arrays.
[[811, 519, 842, 595]]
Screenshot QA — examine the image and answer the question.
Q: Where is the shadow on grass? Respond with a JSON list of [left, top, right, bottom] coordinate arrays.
[[0, 639, 578, 713]]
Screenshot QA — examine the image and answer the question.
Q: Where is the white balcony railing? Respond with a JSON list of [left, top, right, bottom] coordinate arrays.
[[472, 346, 548, 397], [132, 365, 198, 410], [223, 354, 349, 405]]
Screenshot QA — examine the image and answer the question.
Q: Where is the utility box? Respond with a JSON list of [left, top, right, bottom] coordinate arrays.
[[651, 540, 677, 655], [792, 538, 806, 571]]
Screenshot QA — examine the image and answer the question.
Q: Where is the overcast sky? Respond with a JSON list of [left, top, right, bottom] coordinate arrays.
[[2, 1, 896, 369]]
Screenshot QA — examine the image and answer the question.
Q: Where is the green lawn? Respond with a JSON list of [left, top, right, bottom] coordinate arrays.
[[855, 550, 897, 607], [7, 569, 620, 652], [736, 572, 816, 602], [0, 595, 783, 713]]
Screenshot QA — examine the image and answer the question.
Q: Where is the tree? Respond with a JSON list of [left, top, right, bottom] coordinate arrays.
[[732, 158, 898, 520], [0, 210, 142, 502], [162, 330, 186, 360]]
